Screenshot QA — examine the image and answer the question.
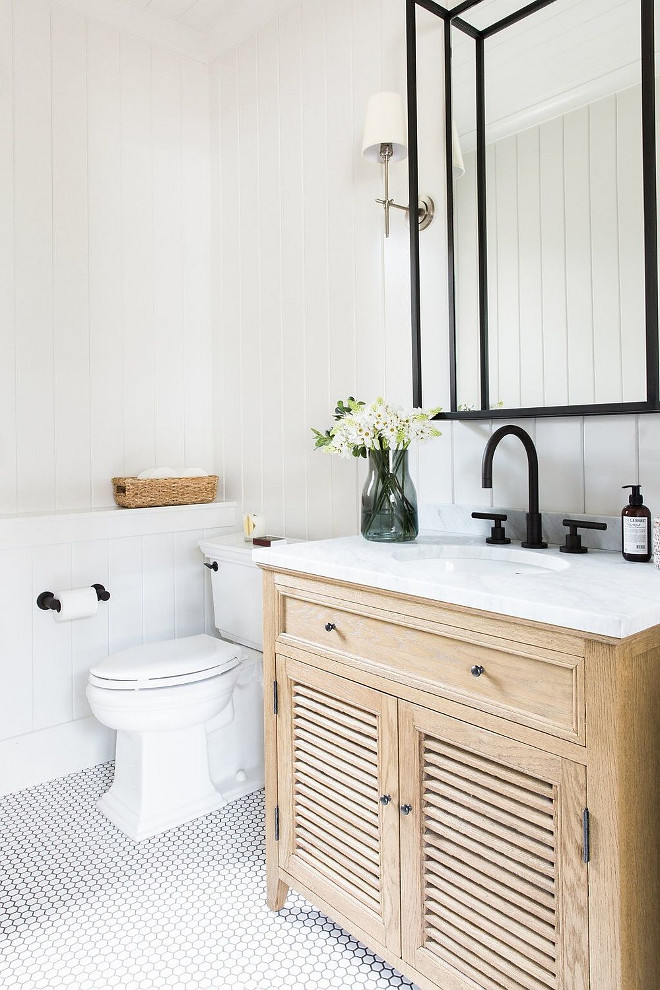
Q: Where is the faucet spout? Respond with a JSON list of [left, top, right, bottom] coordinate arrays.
[[481, 425, 547, 549]]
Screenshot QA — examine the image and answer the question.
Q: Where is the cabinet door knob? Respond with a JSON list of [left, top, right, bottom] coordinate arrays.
[[471, 665, 485, 678], [324, 622, 336, 632], [379, 795, 391, 806], [400, 804, 413, 816]]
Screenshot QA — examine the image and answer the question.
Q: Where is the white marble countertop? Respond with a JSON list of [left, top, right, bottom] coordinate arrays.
[[252, 532, 660, 639]]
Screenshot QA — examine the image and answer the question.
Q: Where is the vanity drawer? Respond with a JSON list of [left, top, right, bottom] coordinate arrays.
[[279, 593, 584, 743]]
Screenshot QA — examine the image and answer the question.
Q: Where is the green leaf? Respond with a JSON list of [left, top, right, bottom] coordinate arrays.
[[333, 396, 365, 420], [311, 427, 334, 450]]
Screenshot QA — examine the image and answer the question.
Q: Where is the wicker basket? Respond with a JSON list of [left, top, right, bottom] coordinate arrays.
[[112, 475, 219, 509]]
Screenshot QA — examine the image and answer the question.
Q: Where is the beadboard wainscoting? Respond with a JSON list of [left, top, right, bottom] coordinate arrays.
[[0, 0, 213, 516], [212, 0, 660, 540], [0, 502, 237, 796]]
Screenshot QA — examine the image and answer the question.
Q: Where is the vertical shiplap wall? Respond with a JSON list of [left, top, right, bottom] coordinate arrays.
[[213, 0, 660, 534], [213, 0, 413, 541], [0, 0, 213, 514]]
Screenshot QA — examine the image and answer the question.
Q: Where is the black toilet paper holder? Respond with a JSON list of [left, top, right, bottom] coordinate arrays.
[[37, 584, 111, 613]]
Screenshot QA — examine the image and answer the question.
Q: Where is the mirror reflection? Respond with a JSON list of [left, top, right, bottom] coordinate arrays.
[[414, 0, 657, 416]]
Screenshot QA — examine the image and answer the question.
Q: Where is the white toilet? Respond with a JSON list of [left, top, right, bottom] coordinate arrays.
[[87, 534, 264, 842]]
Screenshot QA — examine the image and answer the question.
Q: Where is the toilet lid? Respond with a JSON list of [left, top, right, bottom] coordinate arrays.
[[89, 634, 240, 690]]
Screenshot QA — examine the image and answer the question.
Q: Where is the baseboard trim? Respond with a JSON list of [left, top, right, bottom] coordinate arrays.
[[0, 717, 115, 797]]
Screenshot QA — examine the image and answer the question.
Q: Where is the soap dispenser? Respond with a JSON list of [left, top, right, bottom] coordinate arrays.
[[621, 485, 651, 562]]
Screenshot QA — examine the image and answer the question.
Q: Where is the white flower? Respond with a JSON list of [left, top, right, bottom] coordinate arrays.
[[314, 396, 442, 459]]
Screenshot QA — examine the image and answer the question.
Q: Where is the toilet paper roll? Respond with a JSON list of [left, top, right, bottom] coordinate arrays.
[[53, 587, 99, 622]]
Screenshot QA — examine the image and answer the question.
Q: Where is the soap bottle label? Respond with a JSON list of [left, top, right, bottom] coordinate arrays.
[[623, 516, 649, 555]]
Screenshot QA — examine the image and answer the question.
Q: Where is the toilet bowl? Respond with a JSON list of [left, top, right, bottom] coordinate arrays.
[[87, 635, 241, 841], [88, 534, 269, 841]]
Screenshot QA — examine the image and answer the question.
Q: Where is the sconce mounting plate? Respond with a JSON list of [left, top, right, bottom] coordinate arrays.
[[417, 196, 435, 231]]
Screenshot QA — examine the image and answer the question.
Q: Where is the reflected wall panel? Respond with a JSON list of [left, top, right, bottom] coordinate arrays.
[[455, 87, 646, 412]]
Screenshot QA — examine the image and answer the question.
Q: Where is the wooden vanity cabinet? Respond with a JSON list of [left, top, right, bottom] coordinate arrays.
[[261, 568, 660, 990]]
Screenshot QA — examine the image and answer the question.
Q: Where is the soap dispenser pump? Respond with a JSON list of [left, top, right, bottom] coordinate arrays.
[[621, 485, 651, 562]]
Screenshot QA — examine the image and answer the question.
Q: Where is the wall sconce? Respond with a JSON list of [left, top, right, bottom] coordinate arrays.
[[362, 91, 434, 238]]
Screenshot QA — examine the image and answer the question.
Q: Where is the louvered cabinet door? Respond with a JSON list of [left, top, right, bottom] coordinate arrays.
[[276, 656, 401, 953], [399, 702, 589, 990]]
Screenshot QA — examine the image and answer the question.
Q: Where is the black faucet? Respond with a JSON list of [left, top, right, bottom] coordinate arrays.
[[481, 425, 547, 549]]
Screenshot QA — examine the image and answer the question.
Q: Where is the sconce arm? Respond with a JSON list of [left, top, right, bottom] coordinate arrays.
[[375, 141, 434, 237], [375, 195, 435, 231], [379, 200, 410, 213]]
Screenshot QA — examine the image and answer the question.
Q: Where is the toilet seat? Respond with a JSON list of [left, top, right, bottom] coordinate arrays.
[[89, 634, 240, 691]]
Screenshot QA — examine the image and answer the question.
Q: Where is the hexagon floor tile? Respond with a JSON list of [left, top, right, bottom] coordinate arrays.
[[0, 764, 418, 989]]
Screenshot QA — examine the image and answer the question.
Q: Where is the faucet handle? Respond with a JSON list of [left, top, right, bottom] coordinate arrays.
[[471, 511, 511, 546], [560, 518, 607, 554]]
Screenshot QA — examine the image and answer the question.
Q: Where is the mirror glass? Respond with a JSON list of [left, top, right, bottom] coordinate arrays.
[[414, 0, 656, 415]]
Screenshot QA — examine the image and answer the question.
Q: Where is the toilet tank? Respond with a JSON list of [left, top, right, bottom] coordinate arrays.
[[199, 534, 263, 651]]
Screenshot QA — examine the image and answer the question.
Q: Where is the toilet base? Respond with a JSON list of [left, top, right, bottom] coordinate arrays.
[[98, 724, 226, 842]]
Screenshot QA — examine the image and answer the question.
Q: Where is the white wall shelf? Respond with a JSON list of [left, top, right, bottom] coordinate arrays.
[[0, 501, 238, 550]]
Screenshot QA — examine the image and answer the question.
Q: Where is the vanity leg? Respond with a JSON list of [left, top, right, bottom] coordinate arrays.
[[265, 780, 287, 911], [263, 570, 289, 913], [267, 873, 289, 912]]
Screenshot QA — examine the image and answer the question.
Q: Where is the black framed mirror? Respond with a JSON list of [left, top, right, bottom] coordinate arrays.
[[407, 0, 659, 419]]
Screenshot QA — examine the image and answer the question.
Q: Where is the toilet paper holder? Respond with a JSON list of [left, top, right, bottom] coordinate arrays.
[[37, 584, 111, 613]]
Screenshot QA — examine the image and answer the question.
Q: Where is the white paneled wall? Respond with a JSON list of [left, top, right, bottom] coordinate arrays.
[[0, 0, 213, 515], [0, 504, 236, 795], [455, 87, 646, 410], [213, 0, 660, 535], [417, 413, 660, 519], [213, 0, 414, 541]]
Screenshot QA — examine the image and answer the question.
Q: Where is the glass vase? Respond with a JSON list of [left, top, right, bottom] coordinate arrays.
[[361, 448, 419, 543]]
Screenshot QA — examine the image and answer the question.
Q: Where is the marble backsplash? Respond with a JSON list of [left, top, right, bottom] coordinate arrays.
[[420, 503, 622, 553]]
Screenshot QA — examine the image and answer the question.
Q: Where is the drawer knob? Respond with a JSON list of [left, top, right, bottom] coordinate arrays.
[[400, 804, 413, 816], [324, 622, 337, 632], [379, 795, 391, 806], [471, 665, 485, 678]]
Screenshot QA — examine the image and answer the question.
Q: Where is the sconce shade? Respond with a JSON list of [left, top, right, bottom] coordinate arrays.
[[452, 120, 465, 178], [362, 92, 408, 163]]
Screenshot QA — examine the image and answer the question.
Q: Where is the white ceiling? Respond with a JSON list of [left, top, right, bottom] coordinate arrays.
[[62, 0, 296, 57], [444, 0, 648, 145], [124, 0, 238, 32]]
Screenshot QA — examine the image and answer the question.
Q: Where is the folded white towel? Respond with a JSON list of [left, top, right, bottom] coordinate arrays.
[[137, 467, 178, 480], [137, 467, 209, 480]]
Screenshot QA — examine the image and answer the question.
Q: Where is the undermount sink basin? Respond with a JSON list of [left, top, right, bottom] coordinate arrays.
[[390, 544, 569, 578]]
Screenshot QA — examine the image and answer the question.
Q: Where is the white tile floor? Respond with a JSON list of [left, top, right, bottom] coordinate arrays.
[[1, 764, 417, 989]]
